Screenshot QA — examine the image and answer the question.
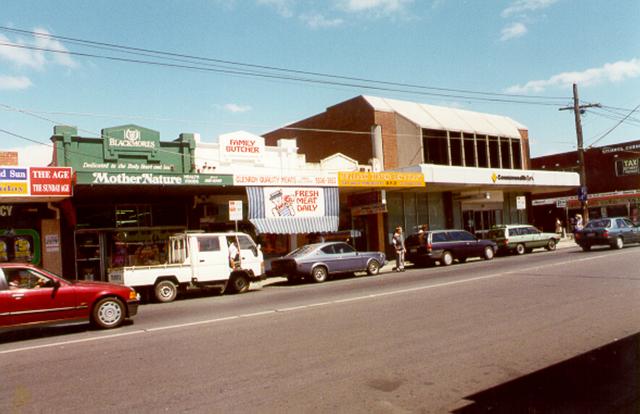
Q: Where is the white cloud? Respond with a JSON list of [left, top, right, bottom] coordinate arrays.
[[500, 22, 528, 41], [257, 0, 295, 17], [506, 58, 640, 93], [224, 103, 253, 113], [501, 0, 559, 18], [300, 13, 344, 29], [0, 75, 32, 90], [338, 0, 413, 13], [0, 27, 77, 69]]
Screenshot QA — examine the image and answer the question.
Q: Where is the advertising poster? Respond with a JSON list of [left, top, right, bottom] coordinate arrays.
[[263, 187, 326, 218]]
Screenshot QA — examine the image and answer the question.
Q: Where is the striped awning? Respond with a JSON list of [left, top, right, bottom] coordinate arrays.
[[247, 187, 339, 234]]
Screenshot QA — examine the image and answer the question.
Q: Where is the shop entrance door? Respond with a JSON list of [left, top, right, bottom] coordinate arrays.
[[463, 210, 502, 238], [75, 231, 107, 281]]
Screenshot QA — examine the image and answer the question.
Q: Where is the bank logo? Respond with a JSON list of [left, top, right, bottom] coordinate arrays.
[[491, 173, 498, 183]]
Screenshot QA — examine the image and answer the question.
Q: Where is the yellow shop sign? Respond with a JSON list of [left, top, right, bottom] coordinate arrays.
[[338, 171, 425, 188]]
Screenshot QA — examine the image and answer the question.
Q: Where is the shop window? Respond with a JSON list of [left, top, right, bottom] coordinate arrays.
[[423, 129, 449, 165], [0, 230, 41, 265], [511, 140, 522, 169], [450, 135, 462, 166], [76, 205, 115, 228], [477, 137, 488, 168], [500, 139, 512, 169], [463, 133, 476, 167], [153, 204, 187, 226], [488, 136, 500, 168], [116, 205, 152, 227]]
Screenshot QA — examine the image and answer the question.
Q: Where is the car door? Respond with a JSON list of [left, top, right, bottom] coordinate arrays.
[[527, 227, 544, 248], [193, 235, 229, 282], [447, 231, 470, 259], [0, 271, 14, 326], [626, 219, 640, 242], [332, 242, 362, 271], [319, 244, 341, 273], [616, 218, 635, 243], [3, 267, 79, 327], [459, 230, 484, 257], [237, 234, 263, 276]]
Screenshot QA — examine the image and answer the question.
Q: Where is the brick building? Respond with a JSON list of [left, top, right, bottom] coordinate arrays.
[[531, 139, 640, 231], [265, 95, 579, 252]]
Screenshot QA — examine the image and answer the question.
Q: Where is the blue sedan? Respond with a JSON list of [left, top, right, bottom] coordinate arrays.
[[575, 217, 640, 251], [269, 242, 386, 283]]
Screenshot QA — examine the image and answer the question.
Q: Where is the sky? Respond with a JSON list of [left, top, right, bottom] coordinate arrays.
[[1, 0, 639, 166]]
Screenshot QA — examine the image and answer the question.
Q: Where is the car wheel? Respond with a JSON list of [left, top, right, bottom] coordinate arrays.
[[366, 260, 381, 275], [515, 243, 526, 255], [227, 273, 250, 294], [92, 297, 125, 329], [483, 246, 495, 260], [310, 266, 328, 283], [581, 245, 591, 252], [441, 251, 453, 266], [612, 237, 624, 250], [545, 239, 557, 251], [154, 280, 178, 303]]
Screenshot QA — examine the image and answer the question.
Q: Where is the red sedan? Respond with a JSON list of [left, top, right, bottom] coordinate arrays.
[[0, 263, 138, 330]]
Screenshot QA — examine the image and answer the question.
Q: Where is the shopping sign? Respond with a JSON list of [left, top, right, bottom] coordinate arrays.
[[229, 200, 243, 221], [263, 187, 325, 218]]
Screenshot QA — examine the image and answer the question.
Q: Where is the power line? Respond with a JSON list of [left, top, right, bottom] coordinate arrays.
[[0, 26, 570, 102], [587, 103, 640, 148]]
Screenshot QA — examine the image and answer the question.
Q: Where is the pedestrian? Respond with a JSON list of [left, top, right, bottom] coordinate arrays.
[[392, 226, 406, 272], [228, 239, 239, 269], [555, 217, 563, 238], [418, 224, 428, 245], [574, 214, 584, 232]]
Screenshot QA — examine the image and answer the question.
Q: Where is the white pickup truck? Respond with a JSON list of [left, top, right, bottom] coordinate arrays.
[[108, 232, 264, 303]]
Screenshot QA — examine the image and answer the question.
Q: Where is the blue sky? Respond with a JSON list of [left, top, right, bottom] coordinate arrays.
[[1, 0, 639, 166]]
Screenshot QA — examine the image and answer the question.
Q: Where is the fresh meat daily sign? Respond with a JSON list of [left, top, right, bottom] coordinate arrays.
[[264, 187, 325, 218]]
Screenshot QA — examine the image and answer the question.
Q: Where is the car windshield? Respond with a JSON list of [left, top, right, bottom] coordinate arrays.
[[585, 219, 611, 229]]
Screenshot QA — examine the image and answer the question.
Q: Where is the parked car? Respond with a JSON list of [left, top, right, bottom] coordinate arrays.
[[269, 242, 386, 283], [405, 229, 497, 267], [487, 224, 560, 255], [574, 217, 640, 251], [1, 263, 138, 330]]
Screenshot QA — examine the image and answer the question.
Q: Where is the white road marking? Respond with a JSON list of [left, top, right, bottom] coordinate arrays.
[[0, 250, 633, 355]]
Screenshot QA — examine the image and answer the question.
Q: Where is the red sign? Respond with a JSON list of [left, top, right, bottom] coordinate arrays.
[[30, 167, 73, 196]]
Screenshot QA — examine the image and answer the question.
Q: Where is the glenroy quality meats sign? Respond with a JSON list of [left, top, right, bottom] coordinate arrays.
[[263, 187, 325, 218]]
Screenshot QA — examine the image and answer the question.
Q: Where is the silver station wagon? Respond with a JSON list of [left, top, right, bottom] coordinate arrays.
[[488, 224, 560, 255]]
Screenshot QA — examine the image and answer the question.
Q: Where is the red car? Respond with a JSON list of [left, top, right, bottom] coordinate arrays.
[[0, 263, 138, 330]]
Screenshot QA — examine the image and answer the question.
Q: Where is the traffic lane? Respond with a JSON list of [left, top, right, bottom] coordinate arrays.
[[0, 245, 622, 347], [1, 248, 639, 412]]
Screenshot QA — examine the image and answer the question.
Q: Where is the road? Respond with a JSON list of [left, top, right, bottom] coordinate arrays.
[[2, 245, 640, 413]]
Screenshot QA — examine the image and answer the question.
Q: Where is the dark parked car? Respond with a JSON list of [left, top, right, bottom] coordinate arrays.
[[0, 263, 139, 330], [405, 229, 497, 266], [574, 217, 640, 251], [269, 242, 386, 283]]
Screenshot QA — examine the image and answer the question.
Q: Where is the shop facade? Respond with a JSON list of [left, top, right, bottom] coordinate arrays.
[[531, 139, 640, 230], [50, 125, 383, 278], [264, 95, 579, 252], [0, 165, 73, 274]]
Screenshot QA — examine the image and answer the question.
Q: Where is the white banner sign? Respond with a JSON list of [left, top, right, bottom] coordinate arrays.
[[219, 131, 265, 162], [229, 200, 243, 221], [264, 187, 325, 218]]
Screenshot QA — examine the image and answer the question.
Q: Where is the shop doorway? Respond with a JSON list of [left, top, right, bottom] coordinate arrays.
[[463, 209, 502, 238]]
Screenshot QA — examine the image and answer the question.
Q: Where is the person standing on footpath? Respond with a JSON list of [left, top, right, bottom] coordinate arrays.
[[392, 226, 406, 272]]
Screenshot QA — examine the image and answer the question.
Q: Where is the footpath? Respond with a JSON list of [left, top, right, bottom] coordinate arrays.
[[257, 237, 578, 289]]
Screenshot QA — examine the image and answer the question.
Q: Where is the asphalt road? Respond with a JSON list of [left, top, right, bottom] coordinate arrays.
[[2, 244, 640, 413]]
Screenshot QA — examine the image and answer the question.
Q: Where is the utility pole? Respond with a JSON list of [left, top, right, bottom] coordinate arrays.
[[559, 83, 600, 222]]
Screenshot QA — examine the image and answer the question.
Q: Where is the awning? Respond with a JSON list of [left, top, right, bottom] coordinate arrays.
[[247, 187, 339, 234]]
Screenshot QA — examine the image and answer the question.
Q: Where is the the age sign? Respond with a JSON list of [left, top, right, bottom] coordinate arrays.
[[30, 167, 73, 196]]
